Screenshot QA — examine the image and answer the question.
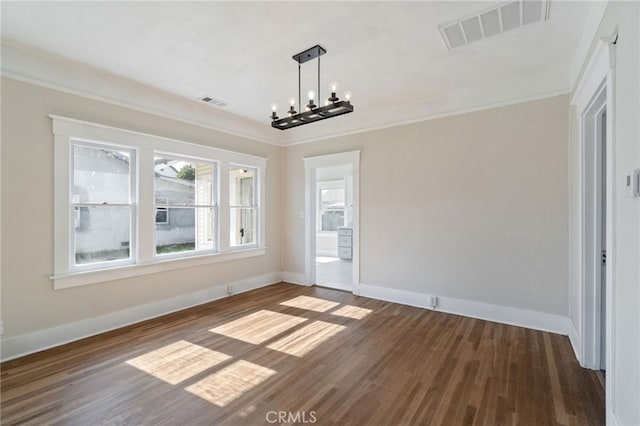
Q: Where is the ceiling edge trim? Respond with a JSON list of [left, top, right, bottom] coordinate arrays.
[[569, 0, 610, 90], [2, 71, 285, 148], [0, 40, 284, 147], [285, 89, 571, 147], [1, 40, 574, 149]]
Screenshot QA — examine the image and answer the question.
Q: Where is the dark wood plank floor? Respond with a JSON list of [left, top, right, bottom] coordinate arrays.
[[1, 283, 604, 425]]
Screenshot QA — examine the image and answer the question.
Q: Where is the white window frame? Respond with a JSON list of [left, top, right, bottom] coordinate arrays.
[[153, 153, 219, 260], [70, 140, 137, 272], [51, 115, 267, 289], [229, 164, 259, 250]]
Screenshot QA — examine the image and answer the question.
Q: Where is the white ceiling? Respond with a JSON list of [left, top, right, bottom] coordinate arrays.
[[1, 1, 595, 145]]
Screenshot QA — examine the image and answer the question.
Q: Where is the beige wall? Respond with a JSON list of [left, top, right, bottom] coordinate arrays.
[[568, 1, 640, 424], [1, 79, 571, 352], [0, 77, 282, 338], [283, 95, 569, 316]]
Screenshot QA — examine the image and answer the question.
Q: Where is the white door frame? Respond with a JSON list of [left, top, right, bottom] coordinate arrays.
[[304, 151, 360, 293], [570, 36, 616, 422], [579, 82, 607, 370]]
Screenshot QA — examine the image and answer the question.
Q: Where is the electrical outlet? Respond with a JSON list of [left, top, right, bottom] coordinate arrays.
[[227, 284, 233, 296], [429, 296, 438, 310]]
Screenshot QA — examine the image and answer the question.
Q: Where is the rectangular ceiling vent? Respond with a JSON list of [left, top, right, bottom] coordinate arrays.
[[199, 95, 228, 108], [439, 0, 550, 50]]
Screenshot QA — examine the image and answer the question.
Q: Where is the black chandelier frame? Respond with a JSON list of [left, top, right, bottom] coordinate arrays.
[[271, 45, 353, 130]]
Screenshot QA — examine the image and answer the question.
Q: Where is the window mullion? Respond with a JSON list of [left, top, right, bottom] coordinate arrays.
[[258, 167, 265, 247], [219, 162, 230, 252], [138, 148, 155, 263]]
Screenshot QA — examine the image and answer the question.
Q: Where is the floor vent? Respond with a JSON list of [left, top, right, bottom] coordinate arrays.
[[199, 96, 229, 108], [439, 0, 550, 50]]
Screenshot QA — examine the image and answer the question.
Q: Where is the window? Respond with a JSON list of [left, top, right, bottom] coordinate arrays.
[[154, 156, 217, 256], [317, 180, 346, 232], [230, 167, 257, 247], [72, 142, 135, 270], [52, 116, 266, 289]]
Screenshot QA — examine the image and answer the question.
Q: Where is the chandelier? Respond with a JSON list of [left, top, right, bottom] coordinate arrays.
[[270, 45, 354, 130]]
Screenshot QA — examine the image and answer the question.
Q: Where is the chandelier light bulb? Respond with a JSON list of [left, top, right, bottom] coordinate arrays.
[[328, 82, 340, 102], [271, 103, 278, 112], [344, 91, 352, 102], [288, 98, 297, 115], [307, 90, 315, 101]]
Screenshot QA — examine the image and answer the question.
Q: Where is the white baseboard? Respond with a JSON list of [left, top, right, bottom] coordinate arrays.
[[0, 272, 282, 362], [316, 282, 354, 293], [568, 321, 583, 365], [282, 271, 307, 286], [359, 284, 572, 335]]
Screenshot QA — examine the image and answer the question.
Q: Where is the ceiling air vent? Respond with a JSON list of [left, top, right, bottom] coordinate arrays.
[[439, 0, 550, 49], [199, 96, 229, 108]]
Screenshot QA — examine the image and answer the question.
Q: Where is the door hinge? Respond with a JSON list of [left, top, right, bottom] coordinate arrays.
[[601, 250, 607, 265]]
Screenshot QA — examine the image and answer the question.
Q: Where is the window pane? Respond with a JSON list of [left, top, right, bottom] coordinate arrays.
[[320, 187, 345, 209], [230, 207, 255, 246], [73, 145, 131, 204], [229, 167, 255, 207], [154, 156, 214, 206], [75, 206, 131, 264], [156, 207, 216, 255], [321, 210, 345, 232]]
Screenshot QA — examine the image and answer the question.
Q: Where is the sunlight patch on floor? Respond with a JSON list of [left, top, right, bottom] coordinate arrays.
[[267, 320, 346, 357], [209, 310, 307, 344], [185, 360, 276, 407], [331, 305, 373, 320], [125, 340, 231, 385], [280, 295, 340, 312]]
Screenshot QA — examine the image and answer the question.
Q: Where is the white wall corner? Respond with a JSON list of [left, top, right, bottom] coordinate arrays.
[[282, 271, 307, 286], [0, 271, 282, 362], [359, 284, 572, 336]]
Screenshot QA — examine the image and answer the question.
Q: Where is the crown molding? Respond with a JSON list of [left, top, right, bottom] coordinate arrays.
[[569, 0, 610, 90], [285, 65, 571, 145], [286, 89, 571, 146], [3, 39, 573, 147], [1, 40, 284, 146]]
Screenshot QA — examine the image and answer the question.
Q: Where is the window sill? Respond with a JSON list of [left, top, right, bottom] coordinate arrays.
[[51, 247, 267, 290]]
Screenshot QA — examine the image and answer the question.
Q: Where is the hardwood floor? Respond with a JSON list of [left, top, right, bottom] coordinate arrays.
[[1, 283, 604, 425]]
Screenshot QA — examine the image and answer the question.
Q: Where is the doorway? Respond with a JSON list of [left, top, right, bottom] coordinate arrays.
[[571, 35, 616, 424], [304, 151, 360, 294], [579, 80, 610, 373], [314, 165, 353, 291]]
